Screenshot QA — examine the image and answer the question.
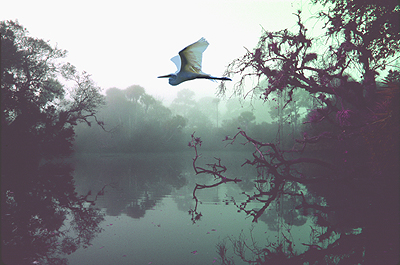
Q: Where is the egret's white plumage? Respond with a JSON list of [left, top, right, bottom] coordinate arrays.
[[158, 38, 232, 86]]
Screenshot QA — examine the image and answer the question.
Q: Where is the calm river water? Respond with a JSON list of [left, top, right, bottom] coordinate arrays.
[[62, 151, 313, 265]]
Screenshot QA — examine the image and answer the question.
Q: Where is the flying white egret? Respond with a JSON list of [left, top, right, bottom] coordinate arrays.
[[158, 38, 232, 86]]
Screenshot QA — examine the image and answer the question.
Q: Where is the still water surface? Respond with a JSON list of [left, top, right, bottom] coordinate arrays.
[[64, 151, 312, 264]]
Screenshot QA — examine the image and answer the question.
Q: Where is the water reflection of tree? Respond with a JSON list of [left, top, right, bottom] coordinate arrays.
[[2, 162, 105, 265], [190, 122, 398, 264], [72, 154, 187, 219], [259, 193, 307, 231]]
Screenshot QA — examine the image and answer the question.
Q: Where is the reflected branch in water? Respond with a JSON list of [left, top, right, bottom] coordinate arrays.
[[189, 127, 399, 264], [188, 132, 242, 223]]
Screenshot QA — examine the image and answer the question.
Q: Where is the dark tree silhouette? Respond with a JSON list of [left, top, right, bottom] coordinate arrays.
[[190, 1, 399, 264], [1, 20, 106, 264]]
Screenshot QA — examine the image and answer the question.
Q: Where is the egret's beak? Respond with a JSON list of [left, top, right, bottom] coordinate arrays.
[[158, 74, 172, 78]]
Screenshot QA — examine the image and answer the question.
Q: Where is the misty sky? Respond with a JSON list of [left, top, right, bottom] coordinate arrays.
[[1, 0, 320, 104]]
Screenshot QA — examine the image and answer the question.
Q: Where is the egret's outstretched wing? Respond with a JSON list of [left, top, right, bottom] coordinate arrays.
[[179, 38, 209, 74]]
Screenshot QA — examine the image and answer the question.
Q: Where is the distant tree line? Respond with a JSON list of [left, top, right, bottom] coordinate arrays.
[[74, 85, 187, 153], [73, 85, 314, 153]]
